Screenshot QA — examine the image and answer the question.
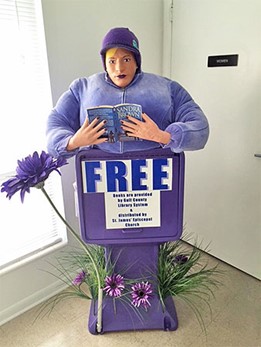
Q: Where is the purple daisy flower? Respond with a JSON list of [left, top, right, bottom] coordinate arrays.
[[72, 270, 86, 286], [103, 274, 125, 297], [1, 151, 67, 202], [173, 254, 189, 265], [131, 281, 153, 309]]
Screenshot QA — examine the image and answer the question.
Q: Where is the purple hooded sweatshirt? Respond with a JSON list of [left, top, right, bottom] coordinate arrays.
[[46, 71, 209, 158]]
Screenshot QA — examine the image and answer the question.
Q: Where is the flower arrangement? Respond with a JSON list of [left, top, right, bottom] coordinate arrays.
[[1, 151, 222, 333]]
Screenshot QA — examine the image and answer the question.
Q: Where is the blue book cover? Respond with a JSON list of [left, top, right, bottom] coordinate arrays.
[[87, 103, 142, 142]]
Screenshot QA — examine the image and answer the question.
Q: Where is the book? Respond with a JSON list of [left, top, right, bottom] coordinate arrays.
[[86, 103, 142, 142]]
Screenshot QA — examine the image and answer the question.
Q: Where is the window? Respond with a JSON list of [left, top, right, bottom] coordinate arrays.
[[0, 0, 67, 272]]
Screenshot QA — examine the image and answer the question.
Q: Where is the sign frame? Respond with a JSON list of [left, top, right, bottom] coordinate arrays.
[[75, 148, 185, 245]]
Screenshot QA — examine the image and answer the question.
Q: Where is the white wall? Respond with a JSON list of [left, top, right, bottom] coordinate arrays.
[[0, 0, 163, 326], [43, 0, 163, 103]]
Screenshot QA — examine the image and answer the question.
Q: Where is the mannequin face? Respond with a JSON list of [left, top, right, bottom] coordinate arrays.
[[105, 48, 137, 88]]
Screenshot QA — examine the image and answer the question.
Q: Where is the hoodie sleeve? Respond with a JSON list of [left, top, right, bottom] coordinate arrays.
[[164, 81, 209, 152], [46, 79, 82, 158]]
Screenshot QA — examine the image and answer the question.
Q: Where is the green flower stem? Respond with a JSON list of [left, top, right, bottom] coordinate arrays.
[[41, 186, 103, 333], [97, 288, 103, 332]]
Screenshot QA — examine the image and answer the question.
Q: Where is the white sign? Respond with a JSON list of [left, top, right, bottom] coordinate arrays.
[[81, 158, 173, 229], [82, 158, 173, 193], [105, 191, 160, 229]]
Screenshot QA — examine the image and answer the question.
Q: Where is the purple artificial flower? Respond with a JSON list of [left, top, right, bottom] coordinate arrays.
[[103, 274, 125, 297], [131, 281, 153, 309], [1, 151, 67, 202], [72, 270, 86, 286], [173, 254, 189, 265]]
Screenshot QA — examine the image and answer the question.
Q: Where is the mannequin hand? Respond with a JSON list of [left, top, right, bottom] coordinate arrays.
[[121, 113, 171, 144], [67, 117, 107, 151]]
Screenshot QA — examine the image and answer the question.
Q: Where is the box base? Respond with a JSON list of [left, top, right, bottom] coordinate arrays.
[[88, 295, 178, 335]]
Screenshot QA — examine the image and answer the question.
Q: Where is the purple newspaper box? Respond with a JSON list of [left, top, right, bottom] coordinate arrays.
[[75, 148, 185, 245], [75, 148, 185, 334]]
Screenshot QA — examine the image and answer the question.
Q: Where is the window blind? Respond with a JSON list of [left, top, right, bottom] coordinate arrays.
[[0, 0, 67, 271]]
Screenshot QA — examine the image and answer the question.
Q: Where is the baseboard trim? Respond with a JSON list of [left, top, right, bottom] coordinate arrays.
[[0, 280, 68, 326]]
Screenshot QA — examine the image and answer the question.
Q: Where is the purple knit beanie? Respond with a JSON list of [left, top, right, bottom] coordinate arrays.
[[100, 27, 141, 72]]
